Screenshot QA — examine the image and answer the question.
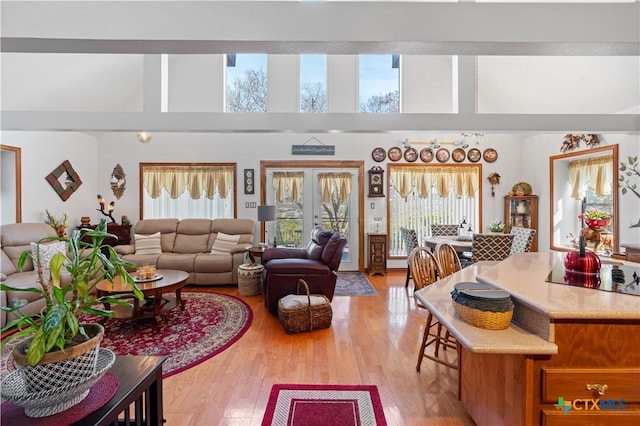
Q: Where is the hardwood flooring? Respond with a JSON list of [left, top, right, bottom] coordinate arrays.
[[165, 270, 475, 426]]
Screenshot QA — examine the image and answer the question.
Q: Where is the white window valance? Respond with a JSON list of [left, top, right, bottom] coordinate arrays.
[[568, 155, 612, 199], [143, 165, 234, 200], [318, 172, 352, 204], [390, 166, 478, 198], [273, 171, 304, 203]]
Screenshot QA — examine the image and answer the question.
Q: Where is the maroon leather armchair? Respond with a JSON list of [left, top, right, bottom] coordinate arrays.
[[262, 226, 347, 315]]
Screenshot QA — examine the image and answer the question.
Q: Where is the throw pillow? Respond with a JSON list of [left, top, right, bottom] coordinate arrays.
[[210, 232, 240, 255], [134, 232, 162, 255], [30, 241, 67, 271]]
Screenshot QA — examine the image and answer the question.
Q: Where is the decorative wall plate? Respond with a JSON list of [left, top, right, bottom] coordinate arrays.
[[371, 147, 386, 162], [436, 148, 450, 163], [452, 148, 466, 163], [483, 148, 498, 163], [404, 147, 418, 162], [420, 148, 434, 163], [467, 148, 481, 163], [388, 147, 402, 162]]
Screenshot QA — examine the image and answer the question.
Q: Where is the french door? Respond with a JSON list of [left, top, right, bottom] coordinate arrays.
[[263, 164, 361, 271]]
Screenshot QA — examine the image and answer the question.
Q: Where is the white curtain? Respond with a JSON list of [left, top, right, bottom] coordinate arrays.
[[568, 155, 612, 199], [390, 166, 479, 198], [318, 172, 352, 204], [143, 165, 234, 200], [273, 171, 304, 203]]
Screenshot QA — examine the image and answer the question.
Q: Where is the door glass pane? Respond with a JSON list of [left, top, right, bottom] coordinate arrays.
[[319, 181, 352, 262], [272, 172, 304, 248]]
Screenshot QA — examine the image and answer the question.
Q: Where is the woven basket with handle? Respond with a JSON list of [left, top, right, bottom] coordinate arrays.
[[278, 279, 332, 334]]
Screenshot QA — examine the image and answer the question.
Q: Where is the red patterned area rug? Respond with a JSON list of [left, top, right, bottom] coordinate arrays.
[[262, 384, 387, 426], [1, 292, 252, 379]]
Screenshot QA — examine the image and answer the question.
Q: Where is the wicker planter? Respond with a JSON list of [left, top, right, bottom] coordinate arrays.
[[12, 323, 104, 393]]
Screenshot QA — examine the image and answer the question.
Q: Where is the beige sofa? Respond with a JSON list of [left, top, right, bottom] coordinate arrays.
[[0, 223, 72, 329], [114, 218, 255, 286]]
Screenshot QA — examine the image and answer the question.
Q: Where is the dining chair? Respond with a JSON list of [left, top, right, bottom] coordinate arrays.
[[400, 227, 419, 287], [434, 242, 462, 277], [471, 233, 514, 262], [409, 247, 458, 371], [430, 224, 459, 237], [509, 227, 536, 255]]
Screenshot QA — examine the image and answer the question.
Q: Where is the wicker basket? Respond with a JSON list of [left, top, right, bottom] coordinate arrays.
[[278, 280, 332, 334], [452, 300, 513, 330]]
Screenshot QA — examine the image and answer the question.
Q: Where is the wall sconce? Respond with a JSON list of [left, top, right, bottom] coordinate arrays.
[[137, 132, 152, 144]]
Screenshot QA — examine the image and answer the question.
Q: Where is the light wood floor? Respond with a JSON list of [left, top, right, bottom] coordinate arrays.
[[165, 270, 475, 426]]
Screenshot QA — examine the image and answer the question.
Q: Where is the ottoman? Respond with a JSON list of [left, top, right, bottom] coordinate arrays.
[[238, 263, 264, 296]]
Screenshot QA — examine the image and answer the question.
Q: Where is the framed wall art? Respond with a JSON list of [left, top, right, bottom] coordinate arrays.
[[244, 169, 255, 194], [45, 160, 82, 201]]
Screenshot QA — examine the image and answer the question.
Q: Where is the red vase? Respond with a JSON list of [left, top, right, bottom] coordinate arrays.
[[564, 250, 601, 274], [584, 218, 610, 229]]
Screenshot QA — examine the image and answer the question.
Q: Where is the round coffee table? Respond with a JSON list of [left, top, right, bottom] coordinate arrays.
[[96, 269, 189, 323]]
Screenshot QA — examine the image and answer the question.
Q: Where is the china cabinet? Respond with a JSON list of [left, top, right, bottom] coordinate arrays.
[[504, 195, 538, 251]]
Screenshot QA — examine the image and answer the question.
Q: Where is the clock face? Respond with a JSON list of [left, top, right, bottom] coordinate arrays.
[[372, 174, 382, 184], [372, 186, 380, 193]]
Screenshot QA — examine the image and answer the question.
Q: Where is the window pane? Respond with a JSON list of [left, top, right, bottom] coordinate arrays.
[[274, 187, 304, 248], [143, 189, 234, 220], [359, 54, 400, 113], [300, 54, 327, 112], [226, 54, 267, 112]]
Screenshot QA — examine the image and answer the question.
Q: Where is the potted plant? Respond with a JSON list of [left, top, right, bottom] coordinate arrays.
[[489, 220, 505, 234], [578, 208, 612, 230], [0, 219, 143, 388]]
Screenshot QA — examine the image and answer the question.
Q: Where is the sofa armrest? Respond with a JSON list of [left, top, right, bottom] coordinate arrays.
[[262, 247, 308, 263], [230, 243, 252, 254], [114, 244, 135, 255]]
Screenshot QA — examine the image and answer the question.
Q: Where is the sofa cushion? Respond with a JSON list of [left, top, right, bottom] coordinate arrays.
[[156, 253, 196, 272], [210, 232, 240, 255], [134, 232, 162, 255], [30, 241, 66, 271], [194, 253, 232, 273], [321, 233, 342, 265], [1, 249, 17, 276]]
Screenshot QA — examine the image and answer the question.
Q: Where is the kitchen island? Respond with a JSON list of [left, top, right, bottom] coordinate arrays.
[[414, 252, 640, 426]]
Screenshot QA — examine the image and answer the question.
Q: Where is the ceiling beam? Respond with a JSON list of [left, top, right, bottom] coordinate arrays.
[[2, 2, 638, 56], [2, 111, 638, 133]]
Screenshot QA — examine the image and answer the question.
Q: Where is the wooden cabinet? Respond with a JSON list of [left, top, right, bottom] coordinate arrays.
[[81, 223, 131, 247], [366, 233, 387, 275], [504, 195, 538, 251]]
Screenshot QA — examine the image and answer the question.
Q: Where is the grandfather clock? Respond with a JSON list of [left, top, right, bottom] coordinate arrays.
[[368, 166, 384, 197]]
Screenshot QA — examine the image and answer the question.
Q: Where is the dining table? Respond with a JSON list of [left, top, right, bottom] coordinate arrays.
[[423, 236, 473, 255]]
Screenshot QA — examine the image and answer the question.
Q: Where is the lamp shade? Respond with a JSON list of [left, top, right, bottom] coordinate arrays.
[[257, 205, 277, 222]]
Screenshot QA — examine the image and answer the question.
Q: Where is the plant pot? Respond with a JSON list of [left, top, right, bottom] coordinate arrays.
[[13, 323, 104, 393]]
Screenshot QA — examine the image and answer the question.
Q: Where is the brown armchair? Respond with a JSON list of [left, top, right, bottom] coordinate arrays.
[[262, 226, 347, 315]]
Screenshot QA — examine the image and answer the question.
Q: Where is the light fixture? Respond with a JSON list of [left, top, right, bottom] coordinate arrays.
[[137, 132, 152, 144], [257, 205, 277, 247]]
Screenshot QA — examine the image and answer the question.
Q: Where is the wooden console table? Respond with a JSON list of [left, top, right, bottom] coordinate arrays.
[[74, 355, 166, 426], [80, 223, 131, 247]]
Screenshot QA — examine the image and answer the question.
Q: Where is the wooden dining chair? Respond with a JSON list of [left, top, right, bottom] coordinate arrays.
[[409, 247, 458, 371], [400, 227, 419, 287], [434, 242, 462, 277], [471, 233, 514, 262]]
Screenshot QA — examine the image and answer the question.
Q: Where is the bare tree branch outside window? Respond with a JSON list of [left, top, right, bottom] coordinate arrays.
[[300, 82, 327, 113], [360, 90, 400, 113], [226, 68, 267, 112]]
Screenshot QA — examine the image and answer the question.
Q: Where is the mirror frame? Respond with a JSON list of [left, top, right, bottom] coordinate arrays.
[[549, 144, 619, 254], [0, 144, 22, 223]]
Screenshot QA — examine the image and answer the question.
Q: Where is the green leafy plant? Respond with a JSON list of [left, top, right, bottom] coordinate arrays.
[[0, 219, 143, 365], [578, 208, 612, 221]]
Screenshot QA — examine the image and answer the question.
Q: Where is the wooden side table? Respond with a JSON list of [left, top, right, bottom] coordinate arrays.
[[367, 233, 387, 275], [248, 246, 265, 264], [80, 223, 131, 247]]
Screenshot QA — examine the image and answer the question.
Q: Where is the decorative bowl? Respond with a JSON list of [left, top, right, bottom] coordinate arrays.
[[584, 218, 610, 229]]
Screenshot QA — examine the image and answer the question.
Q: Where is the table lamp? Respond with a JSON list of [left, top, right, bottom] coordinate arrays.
[[257, 205, 277, 247]]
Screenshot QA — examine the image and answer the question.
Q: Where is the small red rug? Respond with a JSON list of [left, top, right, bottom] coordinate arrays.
[[262, 384, 387, 426], [2, 292, 252, 379]]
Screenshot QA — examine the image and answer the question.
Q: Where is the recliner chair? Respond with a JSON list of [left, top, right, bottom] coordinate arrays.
[[262, 226, 347, 315]]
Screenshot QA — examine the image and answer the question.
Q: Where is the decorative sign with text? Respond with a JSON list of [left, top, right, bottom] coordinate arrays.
[[292, 145, 335, 156]]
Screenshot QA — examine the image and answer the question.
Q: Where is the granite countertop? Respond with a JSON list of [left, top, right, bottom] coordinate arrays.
[[413, 252, 640, 355]]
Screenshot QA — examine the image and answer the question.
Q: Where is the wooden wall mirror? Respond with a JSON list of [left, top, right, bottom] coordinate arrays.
[[0, 144, 22, 224], [549, 144, 619, 254]]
